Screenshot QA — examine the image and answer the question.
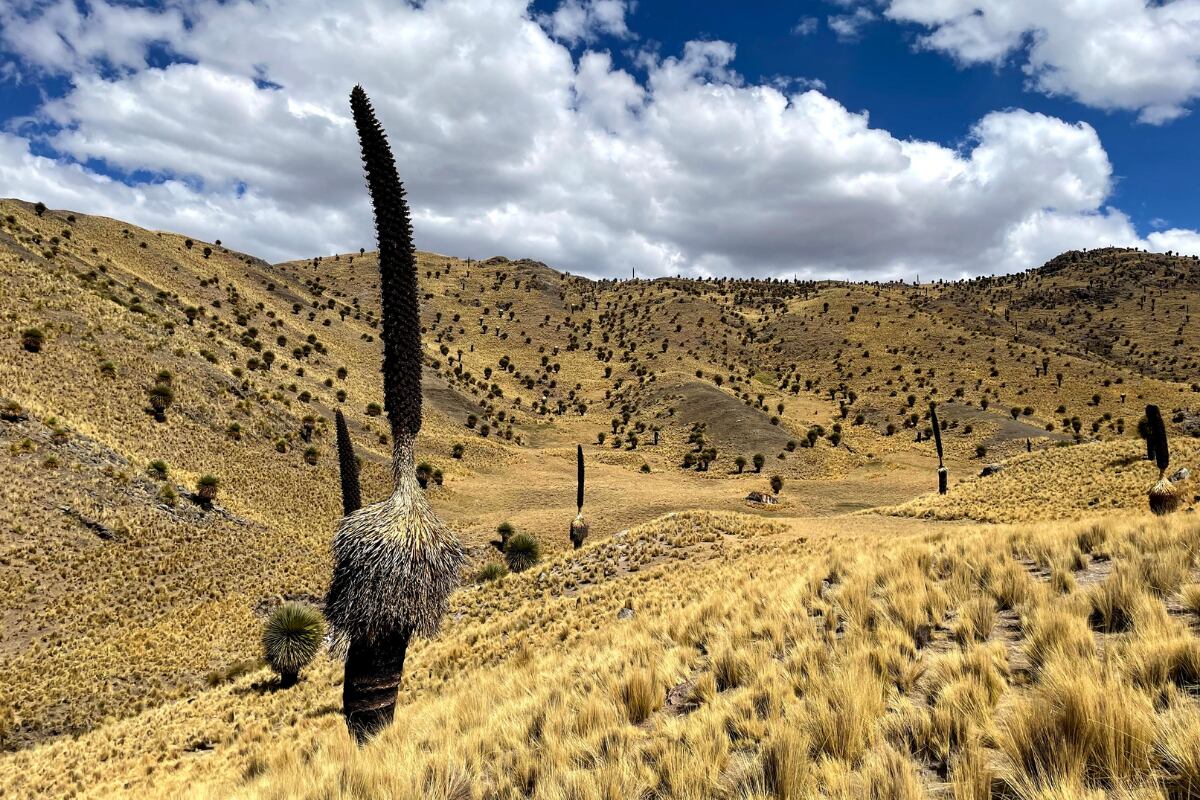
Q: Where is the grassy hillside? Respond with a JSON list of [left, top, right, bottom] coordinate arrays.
[[1, 199, 1199, 798]]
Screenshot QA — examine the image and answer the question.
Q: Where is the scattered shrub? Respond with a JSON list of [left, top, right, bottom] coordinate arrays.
[[262, 603, 325, 687]]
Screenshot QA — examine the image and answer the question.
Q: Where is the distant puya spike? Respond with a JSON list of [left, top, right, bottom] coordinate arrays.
[[1145, 404, 1178, 516], [334, 410, 361, 516], [325, 85, 466, 746], [570, 444, 589, 550], [930, 402, 947, 495]]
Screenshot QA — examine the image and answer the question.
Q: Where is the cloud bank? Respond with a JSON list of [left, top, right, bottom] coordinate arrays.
[[0, 0, 1195, 280]]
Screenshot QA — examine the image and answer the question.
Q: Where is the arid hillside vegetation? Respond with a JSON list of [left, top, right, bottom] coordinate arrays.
[[1, 198, 1198, 799]]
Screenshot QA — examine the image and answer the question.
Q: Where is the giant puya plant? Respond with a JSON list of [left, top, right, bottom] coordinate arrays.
[[930, 402, 947, 495], [570, 444, 589, 549], [1145, 404, 1179, 516], [325, 86, 466, 745]]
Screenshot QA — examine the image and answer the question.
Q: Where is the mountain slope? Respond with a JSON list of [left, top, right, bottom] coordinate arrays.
[[2, 200, 1199, 798]]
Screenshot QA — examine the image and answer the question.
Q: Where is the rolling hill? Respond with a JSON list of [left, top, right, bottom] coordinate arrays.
[[1, 198, 1199, 799]]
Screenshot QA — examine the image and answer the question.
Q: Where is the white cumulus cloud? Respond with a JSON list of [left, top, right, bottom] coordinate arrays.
[[859, 0, 1200, 124], [0, 0, 1194, 280]]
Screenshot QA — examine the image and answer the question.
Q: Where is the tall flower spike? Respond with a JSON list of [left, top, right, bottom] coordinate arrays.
[[349, 84, 422, 462], [571, 444, 589, 549], [334, 410, 361, 516], [1146, 404, 1178, 515], [326, 85, 465, 745], [576, 444, 585, 513], [930, 402, 947, 495]]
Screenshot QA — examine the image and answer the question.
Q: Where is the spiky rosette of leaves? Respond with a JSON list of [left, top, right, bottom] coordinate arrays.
[[1150, 478, 1180, 516], [570, 513, 589, 550], [349, 84, 422, 455], [326, 440, 465, 649], [263, 603, 325, 686], [335, 410, 361, 515], [505, 531, 541, 573]]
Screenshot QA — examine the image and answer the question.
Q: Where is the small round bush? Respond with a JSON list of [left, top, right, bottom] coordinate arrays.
[[147, 460, 169, 480], [21, 328, 44, 353], [262, 602, 325, 687], [770, 475, 784, 494], [416, 462, 433, 488], [505, 532, 541, 573], [148, 385, 174, 413], [476, 562, 509, 583], [197, 474, 219, 501]]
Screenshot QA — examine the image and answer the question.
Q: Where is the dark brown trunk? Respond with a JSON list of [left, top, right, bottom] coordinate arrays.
[[343, 629, 411, 745], [938, 468, 948, 495]]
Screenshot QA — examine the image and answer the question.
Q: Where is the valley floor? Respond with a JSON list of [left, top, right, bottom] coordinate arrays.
[[3, 492, 1199, 799]]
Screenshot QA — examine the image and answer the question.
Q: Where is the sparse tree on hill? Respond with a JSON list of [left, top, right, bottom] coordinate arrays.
[[752, 453, 765, 473], [325, 85, 465, 746]]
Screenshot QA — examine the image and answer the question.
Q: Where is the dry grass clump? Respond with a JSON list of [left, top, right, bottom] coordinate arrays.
[[618, 667, 664, 724], [953, 596, 997, 644], [994, 661, 1157, 795], [1183, 584, 1200, 615]]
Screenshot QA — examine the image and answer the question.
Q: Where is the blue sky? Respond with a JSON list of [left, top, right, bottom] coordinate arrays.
[[561, 0, 1200, 235], [2, 0, 1199, 279]]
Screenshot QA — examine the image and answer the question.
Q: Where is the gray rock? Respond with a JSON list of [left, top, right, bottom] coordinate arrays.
[[617, 607, 635, 620], [980, 464, 1004, 477], [1169, 467, 1190, 484]]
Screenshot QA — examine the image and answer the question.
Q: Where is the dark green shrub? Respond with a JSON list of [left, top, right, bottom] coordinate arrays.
[[197, 474, 219, 502], [262, 603, 325, 687], [416, 462, 433, 488], [476, 562, 508, 582], [505, 532, 540, 573], [21, 328, 44, 353], [148, 385, 174, 420]]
